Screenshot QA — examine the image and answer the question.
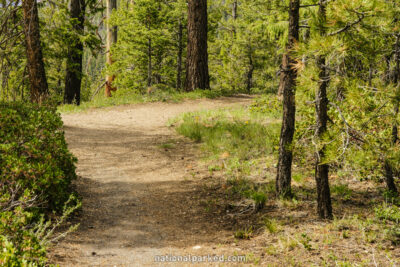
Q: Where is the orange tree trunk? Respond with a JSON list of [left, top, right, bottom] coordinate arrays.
[[105, 0, 117, 97]]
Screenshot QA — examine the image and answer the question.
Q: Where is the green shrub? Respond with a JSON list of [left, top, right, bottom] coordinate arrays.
[[0, 102, 77, 211], [0, 208, 47, 266], [375, 203, 400, 223], [0, 102, 78, 265], [331, 184, 353, 201]]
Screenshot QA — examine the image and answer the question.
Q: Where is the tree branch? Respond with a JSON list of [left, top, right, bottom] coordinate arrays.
[[328, 13, 366, 36]]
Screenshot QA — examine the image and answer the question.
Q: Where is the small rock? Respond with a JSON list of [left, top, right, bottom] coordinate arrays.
[[91, 252, 97, 256], [193, 245, 202, 250]]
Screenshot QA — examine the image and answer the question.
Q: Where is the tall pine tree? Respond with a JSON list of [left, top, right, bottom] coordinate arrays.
[[185, 0, 209, 91]]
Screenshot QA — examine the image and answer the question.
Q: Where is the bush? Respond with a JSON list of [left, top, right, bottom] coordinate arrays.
[[0, 102, 78, 265], [0, 102, 77, 211], [0, 208, 47, 266]]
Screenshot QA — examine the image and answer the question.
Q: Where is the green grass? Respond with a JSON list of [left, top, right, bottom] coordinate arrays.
[[264, 218, 281, 234], [331, 183, 353, 201], [159, 142, 175, 149], [249, 94, 283, 119], [58, 88, 233, 113], [173, 104, 281, 208], [375, 202, 400, 223], [175, 108, 280, 178], [234, 226, 254, 239]]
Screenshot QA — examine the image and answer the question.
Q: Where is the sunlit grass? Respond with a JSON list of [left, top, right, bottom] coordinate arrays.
[[58, 88, 233, 113], [174, 107, 280, 175], [172, 104, 281, 208]]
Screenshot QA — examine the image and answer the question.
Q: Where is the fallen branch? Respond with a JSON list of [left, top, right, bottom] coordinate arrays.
[[90, 81, 107, 101]]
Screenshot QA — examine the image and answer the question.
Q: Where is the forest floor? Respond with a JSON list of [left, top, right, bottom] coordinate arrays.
[[49, 96, 400, 266], [50, 96, 258, 266]]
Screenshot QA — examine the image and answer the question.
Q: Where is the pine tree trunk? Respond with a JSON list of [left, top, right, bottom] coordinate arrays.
[[246, 49, 254, 93], [314, 0, 333, 219], [231, 0, 238, 36], [385, 99, 399, 195], [385, 160, 398, 194], [384, 35, 400, 195], [277, 56, 287, 98], [276, 0, 300, 198], [185, 0, 209, 91], [176, 20, 183, 90], [147, 37, 152, 87], [22, 0, 48, 103], [232, 0, 238, 20], [105, 0, 117, 97], [64, 0, 86, 105]]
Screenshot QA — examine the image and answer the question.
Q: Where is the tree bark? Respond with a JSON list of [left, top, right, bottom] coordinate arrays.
[[147, 37, 152, 87], [383, 34, 400, 196], [232, 0, 238, 20], [314, 0, 333, 219], [105, 0, 117, 97], [385, 160, 398, 194], [22, 0, 48, 103], [185, 0, 209, 91], [277, 56, 287, 98], [246, 48, 254, 93], [176, 20, 183, 91], [64, 0, 86, 105], [276, 0, 300, 198]]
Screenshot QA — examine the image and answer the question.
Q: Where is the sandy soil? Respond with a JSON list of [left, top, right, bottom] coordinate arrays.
[[50, 96, 255, 266]]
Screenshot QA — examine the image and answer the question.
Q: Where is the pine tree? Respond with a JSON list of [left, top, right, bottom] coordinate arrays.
[[276, 0, 300, 198], [185, 0, 210, 91], [383, 0, 400, 195], [314, 0, 332, 219], [64, 0, 86, 105], [22, 0, 49, 103], [109, 0, 181, 92]]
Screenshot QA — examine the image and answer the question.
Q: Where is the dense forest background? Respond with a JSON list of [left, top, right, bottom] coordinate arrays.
[[0, 0, 282, 102]]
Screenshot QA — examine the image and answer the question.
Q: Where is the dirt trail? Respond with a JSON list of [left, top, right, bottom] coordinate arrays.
[[51, 96, 253, 266]]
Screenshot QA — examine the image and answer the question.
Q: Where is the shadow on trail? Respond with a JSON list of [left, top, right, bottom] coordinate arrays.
[[61, 124, 240, 251], [68, 177, 240, 250]]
